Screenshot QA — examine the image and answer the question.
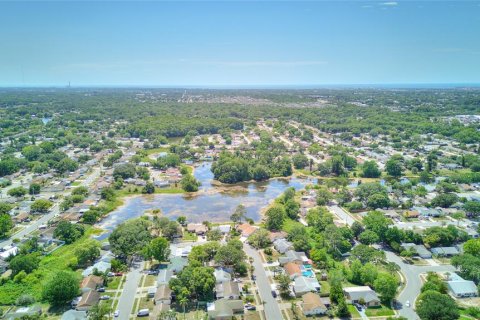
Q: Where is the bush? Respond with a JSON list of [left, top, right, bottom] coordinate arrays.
[[15, 294, 35, 306]]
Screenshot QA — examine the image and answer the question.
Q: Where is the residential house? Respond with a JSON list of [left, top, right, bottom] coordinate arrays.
[[447, 273, 478, 298], [215, 281, 240, 300], [273, 238, 293, 254], [301, 292, 327, 316], [284, 262, 302, 279], [80, 275, 103, 293], [186, 223, 208, 235], [214, 268, 232, 284], [154, 284, 172, 305], [207, 298, 244, 320], [4, 306, 42, 320], [76, 290, 100, 311], [269, 231, 288, 242], [431, 247, 460, 257], [236, 223, 258, 238], [343, 286, 380, 307], [157, 268, 173, 286], [401, 243, 432, 259], [61, 310, 87, 320], [293, 276, 321, 297], [278, 250, 309, 265]]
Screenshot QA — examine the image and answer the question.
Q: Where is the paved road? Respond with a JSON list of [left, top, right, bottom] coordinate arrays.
[[327, 205, 356, 226], [117, 259, 145, 320], [244, 243, 284, 320], [383, 248, 456, 319]]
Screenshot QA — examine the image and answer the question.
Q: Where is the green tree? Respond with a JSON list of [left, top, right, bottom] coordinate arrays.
[[248, 229, 271, 249], [358, 230, 380, 245], [180, 174, 200, 192], [316, 187, 333, 206], [28, 183, 41, 195], [142, 182, 155, 194], [42, 271, 79, 306], [416, 290, 459, 320], [9, 254, 39, 276], [0, 213, 13, 238], [75, 240, 100, 267], [109, 218, 152, 258], [463, 238, 480, 257], [386, 158, 403, 178], [363, 210, 391, 240], [265, 205, 286, 231], [292, 154, 309, 169], [7, 186, 27, 197], [88, 303, 112, 320], [145, 237, 170, 262], [30, 199, 53, 213], [374, 273, 398, 304], [367, 193, 390, 209], [54, 221, 85, 244], [361, 161, 381, 178]]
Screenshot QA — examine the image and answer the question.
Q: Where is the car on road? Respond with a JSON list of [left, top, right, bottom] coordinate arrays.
[[405, 300, 410, 307], [114, 310, 119, 317], [137, 309, 149, 317], [97, 287, 105, 292], [251, 275, 256, 281], [271, 290, 277, 298], [245, 304, 256, 311], [100, 295, 110, 300]]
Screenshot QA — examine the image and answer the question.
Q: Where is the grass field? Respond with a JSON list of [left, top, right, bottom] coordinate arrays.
[[0, 227, 101, 305], [365, 305, 395, 317]]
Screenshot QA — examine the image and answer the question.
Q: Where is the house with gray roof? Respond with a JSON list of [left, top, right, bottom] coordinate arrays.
[[431, 247, 460, 257], [215, 281, 240, 300], [401, 243, 432, 259], [61, 310, 87, 320], [343, 286, 380, 307], [214, 268, 232, 284], [207, 298, 244, 320], [279, 250, 309, 265], [273, 238, 293, 254], [447, 273, 478, 298], [293, 276, 321, 297]]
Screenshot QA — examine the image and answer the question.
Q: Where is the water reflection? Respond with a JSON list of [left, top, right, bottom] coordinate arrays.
[[96, 163, 316, 238]]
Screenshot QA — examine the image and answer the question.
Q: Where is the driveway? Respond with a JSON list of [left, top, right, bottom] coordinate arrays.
[[384, 249, 456, 319], [244, 243, 284, 320], [117, 259, 145, 320]]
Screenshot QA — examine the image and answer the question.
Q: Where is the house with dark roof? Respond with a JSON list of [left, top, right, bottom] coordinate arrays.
[[76, 290, 100, 311]]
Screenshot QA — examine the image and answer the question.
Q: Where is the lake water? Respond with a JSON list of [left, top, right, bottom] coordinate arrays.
[[95, 163, 316, 238]]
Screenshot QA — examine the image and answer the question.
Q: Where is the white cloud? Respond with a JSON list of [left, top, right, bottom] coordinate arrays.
[[380, 1, 398, 6]]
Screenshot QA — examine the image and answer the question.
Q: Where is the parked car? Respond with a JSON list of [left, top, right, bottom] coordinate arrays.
[[137, 309, 149, 317], [114, 310, 119, 317], [271, 290, 277, 298], [100, 295, 110, 300], [97, 287, 105, 292], [405, 300, 410, 308]]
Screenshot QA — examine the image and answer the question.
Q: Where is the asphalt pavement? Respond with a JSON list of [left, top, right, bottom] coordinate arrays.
[[243, 243, 284, 320], [384, 249, 456, 319], [117, 259, 144, 320]]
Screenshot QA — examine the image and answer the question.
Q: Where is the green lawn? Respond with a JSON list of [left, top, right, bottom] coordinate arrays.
[[0, 227, 101, 305], [347, 304, 361, 318], [182, 231, 197, 241], [365, 305, 395, 317]]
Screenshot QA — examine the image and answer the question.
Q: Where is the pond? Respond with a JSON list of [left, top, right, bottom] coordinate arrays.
[[95, 163, 317, 239]]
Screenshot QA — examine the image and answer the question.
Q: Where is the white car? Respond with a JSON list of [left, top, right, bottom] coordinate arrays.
[[114, 310, 119, 317], [405, 300, 410, 307]]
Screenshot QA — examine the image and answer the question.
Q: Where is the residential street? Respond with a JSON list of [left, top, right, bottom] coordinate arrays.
[[243, 243, 284, 320], [327, 204, 356, 226], [117, 259, 145, 320], [0, 167, 101, 248], [384, 249, 456, 319]]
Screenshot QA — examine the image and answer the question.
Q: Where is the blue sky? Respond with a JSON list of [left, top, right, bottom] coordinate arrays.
[[1, 1, 479, 87]]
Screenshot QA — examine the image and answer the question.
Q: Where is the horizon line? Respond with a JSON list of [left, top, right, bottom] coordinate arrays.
[[1, 82, 480, 90]]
